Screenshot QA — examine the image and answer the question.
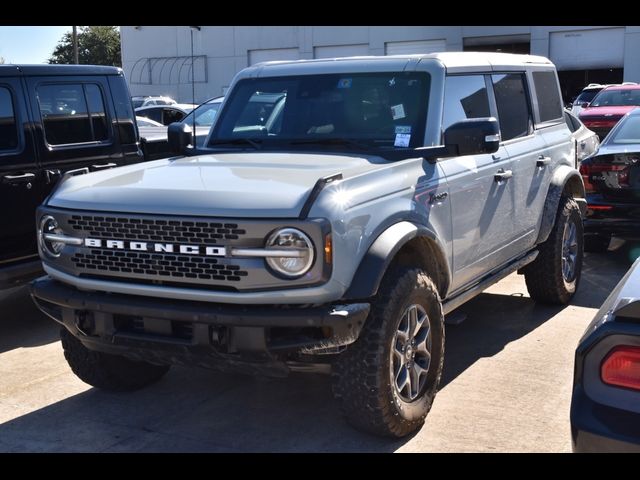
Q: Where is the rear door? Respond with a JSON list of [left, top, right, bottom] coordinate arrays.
[[0, 76, 42, 263], [25, 76, 126, 195]]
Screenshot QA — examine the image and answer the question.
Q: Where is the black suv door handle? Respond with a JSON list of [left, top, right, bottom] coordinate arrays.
[[92, 163, 117, 170], [536, 155, 551, 167], [494, 169, 513, 182], [2, 172, 35, 184]]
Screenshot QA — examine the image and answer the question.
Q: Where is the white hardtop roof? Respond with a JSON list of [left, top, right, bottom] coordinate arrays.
[[252, 51, 553, 72]]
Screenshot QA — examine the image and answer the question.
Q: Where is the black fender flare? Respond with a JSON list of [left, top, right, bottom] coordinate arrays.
[[536, 165, 586, 245], [343, 221, 450, 300]]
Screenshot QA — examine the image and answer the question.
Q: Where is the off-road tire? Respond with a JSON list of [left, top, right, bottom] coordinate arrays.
[[584, 234, 611, 253], [524, 196, 583, 305], [60, 328, 170, 391], [332, 267, 445, 437]]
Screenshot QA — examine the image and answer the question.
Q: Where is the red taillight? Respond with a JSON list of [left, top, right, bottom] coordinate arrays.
[[579, 163, 630, 193], [588, 205, 613, 211], [601, 346, 640, 391]]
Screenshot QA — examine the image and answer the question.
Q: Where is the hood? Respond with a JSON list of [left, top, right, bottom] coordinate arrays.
[[579, 105, 636, 118], [48, 152, 387, 217]]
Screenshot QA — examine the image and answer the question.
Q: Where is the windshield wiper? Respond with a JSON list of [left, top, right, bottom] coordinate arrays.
[[288, 138, 371, 149], [209, 138, 263, 150]]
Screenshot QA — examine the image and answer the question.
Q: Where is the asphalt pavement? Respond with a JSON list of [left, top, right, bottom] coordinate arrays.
[[1, 240, 638, 452]]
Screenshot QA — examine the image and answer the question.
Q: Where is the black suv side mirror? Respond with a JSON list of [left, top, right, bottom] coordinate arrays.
[[167, 122, 194, 154], [444, 117, 500, 156]]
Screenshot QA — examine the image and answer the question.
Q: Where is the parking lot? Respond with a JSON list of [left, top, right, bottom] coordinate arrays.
[[0, 240, 637, 453]]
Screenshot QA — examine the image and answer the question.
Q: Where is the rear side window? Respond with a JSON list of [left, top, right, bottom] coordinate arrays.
[[139, 109, 162, 124], [38, 83, 110, 145], [442, 75, 491, 133], [533, 71, 563, 123], [491, 73, 533, 141], [0, 87, 18, 150]]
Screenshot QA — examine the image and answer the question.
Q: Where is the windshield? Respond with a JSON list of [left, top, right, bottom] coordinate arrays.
[[209, 72, 430, 150], [181, 101, 222, 127], [591, 89, 640, 107], [606, 114, 640, 145], [575, 89, 601, 104]]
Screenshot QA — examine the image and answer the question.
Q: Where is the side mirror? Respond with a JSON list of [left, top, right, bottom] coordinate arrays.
[[443, 117, 500, 156], [167, 122, 193, 154]]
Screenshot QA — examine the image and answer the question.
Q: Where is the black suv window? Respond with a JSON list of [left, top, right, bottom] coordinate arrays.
[[491, 73, 533, 141], [442, 75, 491, 133], [38, 83, 109, 145], [533, 71, 563, 123], [0, 87, 18, 151]]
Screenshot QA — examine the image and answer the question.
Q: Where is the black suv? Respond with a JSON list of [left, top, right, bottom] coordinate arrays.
[[0, 65, 142, 289]]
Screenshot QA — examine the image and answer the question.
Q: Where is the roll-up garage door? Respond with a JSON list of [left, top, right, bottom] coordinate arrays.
[[550, 28, 624, 70], [385, 39, 446, 55], [248, 48, 300, 65], [314, 44, 370, 59]]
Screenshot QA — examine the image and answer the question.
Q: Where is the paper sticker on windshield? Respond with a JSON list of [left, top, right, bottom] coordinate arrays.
[[395, 125, 411, 134], [337, 78, 352, 89], [391, 104, 406, 120], [394, 133, 411, 147]]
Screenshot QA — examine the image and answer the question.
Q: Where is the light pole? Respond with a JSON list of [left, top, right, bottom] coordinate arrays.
[[72, 26, 79, 64]]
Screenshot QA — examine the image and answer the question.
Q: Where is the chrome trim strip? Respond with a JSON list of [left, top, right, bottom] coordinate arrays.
[[43, 233, 83, 246], [231, 248, 306, 258]]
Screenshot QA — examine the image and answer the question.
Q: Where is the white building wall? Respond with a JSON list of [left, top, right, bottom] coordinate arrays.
[[120, 26, 640, 103]]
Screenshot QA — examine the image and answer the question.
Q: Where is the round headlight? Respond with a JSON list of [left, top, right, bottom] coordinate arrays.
[[38, 215, 65, 257], [266, 228, 315, 278]]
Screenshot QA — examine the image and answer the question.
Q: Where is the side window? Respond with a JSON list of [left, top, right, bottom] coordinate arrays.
[[85, 84, 108, 141], [533, 70, 563, 123], [442, 75, 491, 133], [163, 108, 185, 125], [491, 73, 533, 141], [38, 83, 110, 145], [0, 87, 18, 150]]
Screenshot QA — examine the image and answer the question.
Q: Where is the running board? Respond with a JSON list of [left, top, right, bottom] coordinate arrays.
[[442, 250, 539, 316]]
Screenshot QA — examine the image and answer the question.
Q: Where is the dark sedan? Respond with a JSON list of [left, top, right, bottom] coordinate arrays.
[[571, 256, 640, 452], [579, 108, 640, 252]]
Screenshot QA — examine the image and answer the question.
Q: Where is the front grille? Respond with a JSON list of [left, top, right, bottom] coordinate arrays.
[[67, 215, 247, 244], [71, 248, 248, 282]]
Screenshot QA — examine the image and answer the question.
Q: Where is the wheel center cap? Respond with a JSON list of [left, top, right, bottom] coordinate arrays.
[[405, 345, 414, 359]]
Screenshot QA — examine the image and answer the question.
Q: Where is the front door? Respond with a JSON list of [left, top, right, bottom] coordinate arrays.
[[0, 77, 42, 264], [438, 74, 518, 291]]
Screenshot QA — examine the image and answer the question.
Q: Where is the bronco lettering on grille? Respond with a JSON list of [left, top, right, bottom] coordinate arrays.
[[83, 238, 226, 256]]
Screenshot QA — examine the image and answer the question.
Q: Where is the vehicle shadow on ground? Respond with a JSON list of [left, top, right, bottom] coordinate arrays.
[[0, 241, 637, 452], [441, 238, 638, 388], [0, 285, 59, 354]]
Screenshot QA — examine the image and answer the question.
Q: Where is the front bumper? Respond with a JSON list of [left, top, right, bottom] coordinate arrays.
[[0, 258, 43, 289], [571, 385, 640, 452], [30, 277, 369, 376]]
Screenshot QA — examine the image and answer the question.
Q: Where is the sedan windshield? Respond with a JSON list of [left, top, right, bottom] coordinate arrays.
[[208, 72, 430, 150], [591, 89, 640, 107]]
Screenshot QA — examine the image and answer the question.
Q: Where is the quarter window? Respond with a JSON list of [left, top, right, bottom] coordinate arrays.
[[533, 70, 563, 123], [491, 73, 533, 141], [0, 87, 18, 150], [38, 83, 110, 145], [442, 75, 491, 132]]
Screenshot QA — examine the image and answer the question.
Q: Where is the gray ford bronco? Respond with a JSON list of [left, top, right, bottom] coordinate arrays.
[[31, 52, 585, 437]]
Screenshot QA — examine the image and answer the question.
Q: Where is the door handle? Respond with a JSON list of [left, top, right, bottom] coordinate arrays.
[[45, 169, 61, 183], [2, 172, 35, 184], [92, 163, 117, 170], [494, 169, 513, 182], [430, 191, 448, 203], [537, 155, 551, 167], [492, 154, 501, 161]]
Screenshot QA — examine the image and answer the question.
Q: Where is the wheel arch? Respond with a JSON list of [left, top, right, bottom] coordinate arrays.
[[536, 165, 586, 245], [343, 221, 451, 301]]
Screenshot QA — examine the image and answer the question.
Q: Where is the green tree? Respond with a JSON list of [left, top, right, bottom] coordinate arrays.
[[49, 26, 121, 67]]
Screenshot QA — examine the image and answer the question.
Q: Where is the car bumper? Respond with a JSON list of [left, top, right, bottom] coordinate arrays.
[[0, 258, 43, 289], [571, 385, 640, 452], [30, 277, 370, 376], [584, 196, 640, 237]]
